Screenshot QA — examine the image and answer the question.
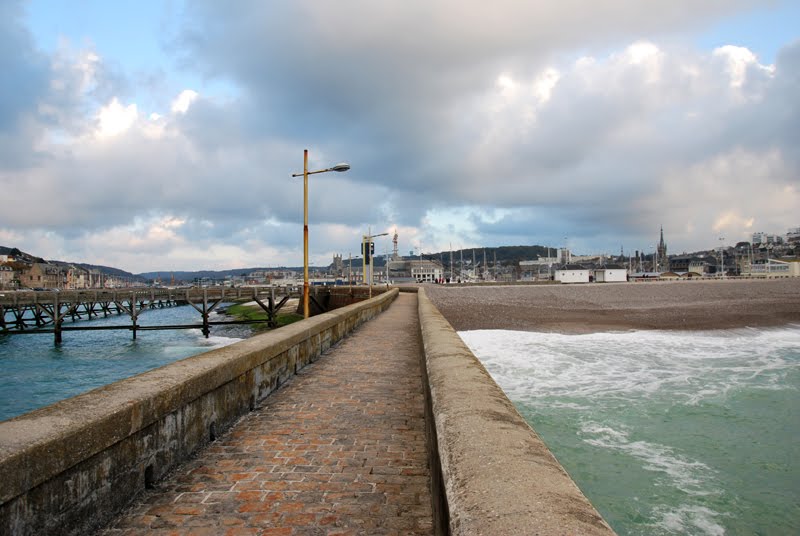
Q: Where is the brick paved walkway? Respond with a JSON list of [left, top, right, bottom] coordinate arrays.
[[101, 293, 432, 536]]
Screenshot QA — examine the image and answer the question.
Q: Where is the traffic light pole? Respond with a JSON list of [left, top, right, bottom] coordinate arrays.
[[362, 234, 368, 291], [361, 229, 387, 298]]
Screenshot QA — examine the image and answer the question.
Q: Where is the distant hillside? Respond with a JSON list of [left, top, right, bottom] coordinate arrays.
[[3, 243, 591, 283], [1, 246, 145, 282], [69, 262, 146, 282], [414, 245, 553, 265], [0, 246, 44, 264], [137, 267, 298, 281]]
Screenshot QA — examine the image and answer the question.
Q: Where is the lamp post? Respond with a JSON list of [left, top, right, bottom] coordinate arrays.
[[292, 150, 350, 318]]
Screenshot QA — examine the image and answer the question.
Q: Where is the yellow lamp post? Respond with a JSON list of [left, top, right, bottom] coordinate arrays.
[[292, 150, 350, 318]]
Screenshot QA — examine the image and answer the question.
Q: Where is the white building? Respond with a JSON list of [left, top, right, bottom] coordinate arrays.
[[554, 264, 590, 284], [411, 261, 444, 283], [593, 264, 628, 283], [750, 259, 800, 276], [752, 232, 783, 245]]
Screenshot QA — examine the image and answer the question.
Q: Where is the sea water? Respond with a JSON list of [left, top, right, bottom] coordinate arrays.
[[0, 305, 244, 422], [459, 326, 800, 536]]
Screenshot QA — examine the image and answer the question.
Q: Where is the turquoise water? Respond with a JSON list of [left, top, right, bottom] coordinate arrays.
[[0, 305, 244, 422], [460, 326, 800, 536]]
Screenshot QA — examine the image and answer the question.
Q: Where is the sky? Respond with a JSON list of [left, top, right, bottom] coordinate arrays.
[[1, 0, 798, 273]]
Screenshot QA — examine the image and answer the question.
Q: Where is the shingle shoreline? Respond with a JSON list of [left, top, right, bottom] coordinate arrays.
[[424, 279, 800, 333]]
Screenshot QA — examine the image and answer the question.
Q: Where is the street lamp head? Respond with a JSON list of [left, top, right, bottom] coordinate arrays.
[[331, 163, 350, 172]]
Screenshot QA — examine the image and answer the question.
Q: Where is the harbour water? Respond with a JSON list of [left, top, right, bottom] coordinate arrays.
[[460, 326, 800, 536], [0, 305, 245, 422]]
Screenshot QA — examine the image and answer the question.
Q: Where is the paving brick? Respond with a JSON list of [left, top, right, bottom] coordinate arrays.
[[261, 529, 293, 536], [100, 293, 433, 535]]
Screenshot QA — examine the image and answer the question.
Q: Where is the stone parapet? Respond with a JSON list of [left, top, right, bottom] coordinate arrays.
[[417, 287, 616, 535], [0, 288, 398, 536]]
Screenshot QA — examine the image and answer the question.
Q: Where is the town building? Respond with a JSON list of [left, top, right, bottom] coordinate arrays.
[[19, 263, 65, 289], [519, 260, 552, 281], [554, 264, 590, 284], [750, 259, 800, 276], [411, 261, 444, 283], [0, 264, 17, 289], [593, 264, 628, 282], [752, 232, 783, 246], [569, 254, 603, 264], [668, 255, 711, 275], [332, 254, 344, 275], [388, 259, 445, 283], [66, 265, 89, 289]]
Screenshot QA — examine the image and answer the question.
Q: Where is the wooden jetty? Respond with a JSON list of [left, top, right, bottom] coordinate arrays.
[[0, 286, 301, 343]]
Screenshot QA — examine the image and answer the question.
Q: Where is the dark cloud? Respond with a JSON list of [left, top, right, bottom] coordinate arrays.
[[0, 2, 50, 167], [1, 0, 796, 271]]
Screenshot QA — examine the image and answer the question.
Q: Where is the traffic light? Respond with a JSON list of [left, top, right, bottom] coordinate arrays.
[[362, 240, 375, 265], [363, 240, 371, 265]]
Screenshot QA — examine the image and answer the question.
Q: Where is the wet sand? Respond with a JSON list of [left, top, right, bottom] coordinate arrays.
[[423, 279, 800, 333]]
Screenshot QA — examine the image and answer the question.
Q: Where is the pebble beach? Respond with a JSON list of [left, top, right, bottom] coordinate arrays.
[[423, 278, 800, 333]]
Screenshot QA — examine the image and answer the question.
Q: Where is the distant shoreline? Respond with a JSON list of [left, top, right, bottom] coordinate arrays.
[[423, 279, 800, 333]]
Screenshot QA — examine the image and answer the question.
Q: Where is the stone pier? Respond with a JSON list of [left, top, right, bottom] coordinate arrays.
[[101, 292, 433, 535]]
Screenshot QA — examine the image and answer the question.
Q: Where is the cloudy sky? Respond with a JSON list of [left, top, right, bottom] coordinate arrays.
[[1, 0, 798, 272]]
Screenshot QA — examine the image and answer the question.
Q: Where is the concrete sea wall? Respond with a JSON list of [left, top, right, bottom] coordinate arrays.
[[0, 289, 398, 536], [417, 288, 616, 535]]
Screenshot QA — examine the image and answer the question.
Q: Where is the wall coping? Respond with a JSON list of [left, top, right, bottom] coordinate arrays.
[[417, 288, 616, 535], [0, 288, 399, 506]]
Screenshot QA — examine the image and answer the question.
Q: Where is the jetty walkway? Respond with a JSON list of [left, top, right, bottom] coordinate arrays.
[[101, 292, 433, 535]]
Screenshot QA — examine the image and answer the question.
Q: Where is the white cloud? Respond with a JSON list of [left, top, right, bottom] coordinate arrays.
[[82, 215, 186, 253], [713, 45, 771, 87], [624, 41, 664, 83], [640, 148, 798, 246], [95, 97, 138, 138], [142, 113, 166, 139], [712, 212, 755, 235], [171, 89, 198, 114], [626, 41, 661, 65], [532, 68, 561, 104]]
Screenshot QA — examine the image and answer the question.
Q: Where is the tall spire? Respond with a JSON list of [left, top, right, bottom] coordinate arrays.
[[657, 226, 668, 271]]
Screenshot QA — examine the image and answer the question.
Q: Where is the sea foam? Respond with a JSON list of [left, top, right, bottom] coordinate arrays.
[[459, 325, 800, 406]]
